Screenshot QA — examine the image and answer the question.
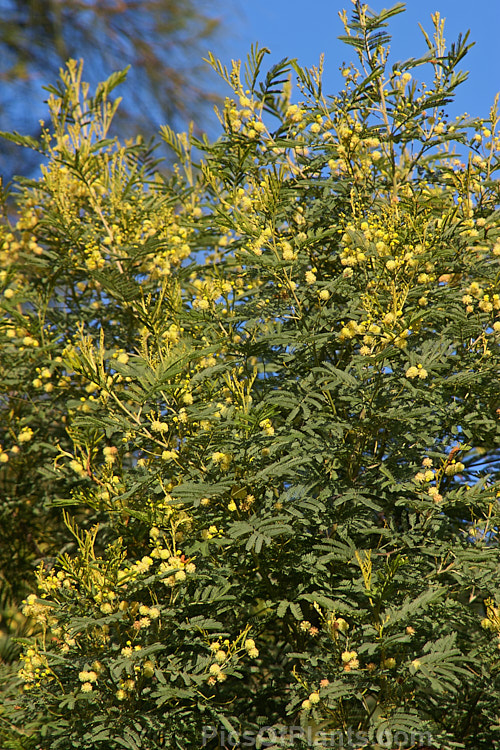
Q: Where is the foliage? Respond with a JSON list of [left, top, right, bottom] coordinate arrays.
[[1, 2, 500, 748]]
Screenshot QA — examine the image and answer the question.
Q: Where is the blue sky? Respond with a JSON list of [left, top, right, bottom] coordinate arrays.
[[220, 0, 499, 121]]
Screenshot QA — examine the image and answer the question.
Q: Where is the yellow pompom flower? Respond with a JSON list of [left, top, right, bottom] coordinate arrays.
[[405, 366, 419, 379], [305, 270, 317, 284]]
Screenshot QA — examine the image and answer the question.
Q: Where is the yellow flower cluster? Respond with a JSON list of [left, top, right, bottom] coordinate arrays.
[[201, 525, 222, 540], [17, 427, 34, 443], [132, 555, 154, 574], [301, 691, 321, 710], [462, 281, 500, 316], [21, 594, 55, 625], [156, 552, 196, 588], [327, 116, 385, 178], [205, 634, 259, 686], [405, 364, 428, 380], [37, 140, 194, 278], [341, 650, 359, 671], [340, 212, 422, 274], [444, 460, 465, 476], [413, 452, 468, 503], [285, 104, 305, 124], [78, 670, 98, 693], [18, 648, 51, 690], [481, 599, 500, 634], [222, 85, 268, 139], [151, 419, 169, 433], [244, 637, 259, 659], [0, 206, 43, 270], [211, 451, 232, 471], [259, 418, 274, 437], [326, 615, 349, 638]]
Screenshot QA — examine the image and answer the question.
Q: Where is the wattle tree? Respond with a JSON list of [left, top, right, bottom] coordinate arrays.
[[1, 3, 499, 748]]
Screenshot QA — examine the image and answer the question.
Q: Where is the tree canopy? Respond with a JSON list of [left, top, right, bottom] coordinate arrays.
[[0, 2, 499, 748]]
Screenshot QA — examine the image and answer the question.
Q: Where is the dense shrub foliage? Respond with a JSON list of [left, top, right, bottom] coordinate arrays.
[[1, 3, 499, 749]]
